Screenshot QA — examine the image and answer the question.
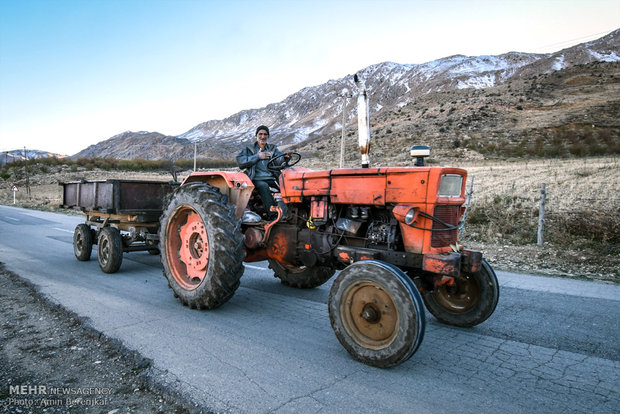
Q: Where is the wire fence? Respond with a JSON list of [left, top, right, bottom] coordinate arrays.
[[462, 183, 619, 247]]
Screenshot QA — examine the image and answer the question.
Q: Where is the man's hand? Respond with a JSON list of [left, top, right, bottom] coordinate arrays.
[[258, 151, 272, 160], [284, 151, 293, 160]]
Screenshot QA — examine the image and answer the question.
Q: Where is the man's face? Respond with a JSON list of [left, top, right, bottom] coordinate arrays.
[[257, 130, 269, 149]]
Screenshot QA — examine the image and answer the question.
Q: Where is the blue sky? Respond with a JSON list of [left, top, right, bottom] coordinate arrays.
[[0, 0, 618, 155]]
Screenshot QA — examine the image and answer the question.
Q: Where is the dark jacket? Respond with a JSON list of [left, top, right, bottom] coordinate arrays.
[[236, 142, 286, 181]]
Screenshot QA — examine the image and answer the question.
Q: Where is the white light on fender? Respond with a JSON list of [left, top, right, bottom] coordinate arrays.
[[392, 205, 419, 225], [410, 147, 430, 157], [405, 208, 417, 224]]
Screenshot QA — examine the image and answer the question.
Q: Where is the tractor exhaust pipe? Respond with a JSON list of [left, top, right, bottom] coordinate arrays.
[[354, 74, 371, 168]]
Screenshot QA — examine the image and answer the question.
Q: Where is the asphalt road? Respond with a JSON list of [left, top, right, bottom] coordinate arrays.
[[1, 205, 619, 414]]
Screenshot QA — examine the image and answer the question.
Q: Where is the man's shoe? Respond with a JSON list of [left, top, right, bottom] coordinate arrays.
[[242, 210, 262, 224]]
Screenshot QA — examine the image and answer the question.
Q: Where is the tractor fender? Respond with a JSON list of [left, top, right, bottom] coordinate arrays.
[[181, 172, 254, 218]]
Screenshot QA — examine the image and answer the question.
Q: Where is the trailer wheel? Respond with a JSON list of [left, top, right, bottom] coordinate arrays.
[[422, 259, 499, 327], [328, 260, 425, 368], [160, 183, 245, 309], [73, 224, 93, 261], [268, 259, 334, 288], [97, 227, 123, 273]]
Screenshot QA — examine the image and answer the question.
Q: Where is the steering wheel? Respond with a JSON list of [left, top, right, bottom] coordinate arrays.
[[267, 152, 301, 171]]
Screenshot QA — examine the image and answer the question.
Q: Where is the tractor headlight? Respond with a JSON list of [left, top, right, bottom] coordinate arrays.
[[393, 205, 418, 225], [404, 208, 416, 224], [438, 174, 463, 197]]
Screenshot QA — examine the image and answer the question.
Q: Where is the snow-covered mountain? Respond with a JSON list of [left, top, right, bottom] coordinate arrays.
[[0, 149, 67, 167], [74, 28, 619, 160]]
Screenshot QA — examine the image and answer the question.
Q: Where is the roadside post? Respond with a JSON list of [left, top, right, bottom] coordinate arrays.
[[537, 183, 546, 246], [10, 184, 18, 204]]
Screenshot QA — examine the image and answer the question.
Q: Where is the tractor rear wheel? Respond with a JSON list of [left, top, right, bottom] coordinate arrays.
[[328, 260, 425, 368], [421, 259, 499, 327], [268, 259, 334, 288], [97, 227, 123, 273], [73, 223, 93, 261], [159, 183, 245, 309]]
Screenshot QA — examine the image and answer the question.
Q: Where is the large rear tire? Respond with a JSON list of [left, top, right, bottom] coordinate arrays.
[[268, 259, 334, 288], [328, 260, 425, 368], [97, 227, 123, 273], [159, 183, 245, 309], [73, 223, 93, 261], [421, 259, 499, 327]]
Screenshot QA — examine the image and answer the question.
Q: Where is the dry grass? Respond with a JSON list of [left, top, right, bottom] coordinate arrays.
[[456, 157, 619, 246], [455, 157, 619, 213]]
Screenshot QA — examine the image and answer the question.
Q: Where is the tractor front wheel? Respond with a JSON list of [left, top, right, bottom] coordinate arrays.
[[73, 223, 93, 261], [268, 259, 334, 288], [328, 260, 425, 368], [159, 183, 245, 309], [97, 227, 123, 273], [421, 259, 499, 327]]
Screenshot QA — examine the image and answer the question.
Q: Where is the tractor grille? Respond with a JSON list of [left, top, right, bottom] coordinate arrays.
[[431, 205, 460, 248]]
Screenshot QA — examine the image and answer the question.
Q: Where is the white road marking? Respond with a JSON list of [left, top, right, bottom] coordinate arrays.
[[245, 264, 268, 271], [54, 227, 74, 234]]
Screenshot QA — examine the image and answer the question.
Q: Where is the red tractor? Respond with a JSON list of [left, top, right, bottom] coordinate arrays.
[[158, 78, 499, 368]]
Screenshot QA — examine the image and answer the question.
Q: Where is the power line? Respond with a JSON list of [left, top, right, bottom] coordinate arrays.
[[530, 28, 617, 52]]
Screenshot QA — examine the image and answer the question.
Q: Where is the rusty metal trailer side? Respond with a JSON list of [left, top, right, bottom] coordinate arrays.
[[62, 179, 175, 215]]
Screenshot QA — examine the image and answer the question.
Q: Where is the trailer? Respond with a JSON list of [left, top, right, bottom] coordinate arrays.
[[61, 179, 178, 273]]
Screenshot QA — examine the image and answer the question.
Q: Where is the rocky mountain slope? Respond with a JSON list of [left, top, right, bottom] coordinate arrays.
[[297, 60, 619, 168], [72, 29, 619, 161]]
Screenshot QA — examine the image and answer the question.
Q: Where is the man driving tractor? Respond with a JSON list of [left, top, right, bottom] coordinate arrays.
[[236, 125, 289, 219]]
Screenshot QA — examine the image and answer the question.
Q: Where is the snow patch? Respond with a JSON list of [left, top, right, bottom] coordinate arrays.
[[288, 118, 330, 143], [587, 49, 620, 62], [178, 129, 206, 141], [456, 74, 495, 89], [552, 55, 566, 70]]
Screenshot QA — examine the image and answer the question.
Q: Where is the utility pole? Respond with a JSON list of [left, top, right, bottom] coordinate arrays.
[[23, 146, 31, 199]]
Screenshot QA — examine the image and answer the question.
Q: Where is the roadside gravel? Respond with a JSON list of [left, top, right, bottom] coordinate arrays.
[[466, 242, 619, 285], [0, 264, 199, 414]]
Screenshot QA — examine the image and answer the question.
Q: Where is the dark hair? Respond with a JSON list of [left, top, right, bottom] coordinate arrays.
[[255, 125, 270, 136]]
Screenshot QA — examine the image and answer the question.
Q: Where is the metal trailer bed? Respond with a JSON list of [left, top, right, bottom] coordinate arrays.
[[61, 179, 178, 273]]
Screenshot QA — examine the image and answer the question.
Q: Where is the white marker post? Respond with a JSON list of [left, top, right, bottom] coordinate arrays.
[[10, 184, 18, 204]]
